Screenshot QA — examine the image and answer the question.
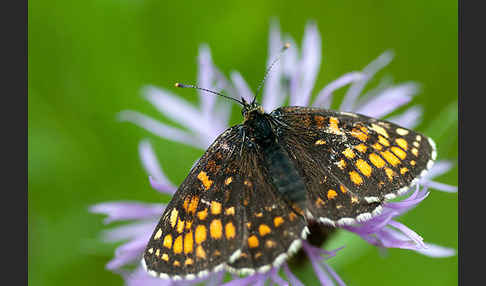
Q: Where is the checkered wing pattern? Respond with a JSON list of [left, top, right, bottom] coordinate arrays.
[[270, 106, 436, 226], [143, 124, 308, 279]]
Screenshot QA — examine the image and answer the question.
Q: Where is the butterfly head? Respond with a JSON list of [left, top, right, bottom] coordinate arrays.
[[241, 98, 264, 122]]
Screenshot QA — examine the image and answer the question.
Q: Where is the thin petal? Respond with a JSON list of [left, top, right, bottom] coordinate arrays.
[[354, 83, 417, 118], [415, 243, 456, 257], [149, 176, 177, 195], [387, 106, 423, 129], [321, 263, 346, 286], [340, 51, 394, 111], [102, 220, 156, 242], [312, 72, 364, 108], [421, 180, 458, 193], [302, 242, 335, 286], [107, 238, 147, 270], [139, 140, 177, 188], [424, 160, 455, 179], [231, 71, 254, 103], [262, 20, 284, 111], [291, 21, 321, 106], [118, 111, 203, 149], [143, 86, 207, 135], [282, 264, 304, 286], [387, 220, 425, 248], [198, 44, 217, 116], [90, 202, 164, 224]]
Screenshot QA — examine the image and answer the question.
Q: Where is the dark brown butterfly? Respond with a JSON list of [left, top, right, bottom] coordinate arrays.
[[141, 91, 436, 280]]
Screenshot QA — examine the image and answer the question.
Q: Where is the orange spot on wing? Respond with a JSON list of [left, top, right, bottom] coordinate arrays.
[[349, 171, 363, 185], [184, 258, 194, 265], [248, 235, 259, 248], [342, 148, 356, 159], [391, 146, 407, 160], [211, 201, 222, 215], [329, 117, 342, 134], [225, 206, 235, 215], [224, 177, 233, 185], [184, 232, 194, 254], [340, 185, 347, 193], [327, 189, 338, 199], [369, 153, 386, 168], [197, 208, 208, 220], [176, 218, 185, 233], [381, 150, 401, 166], [356, 159, 372, 177], [163, 234, 172, 248], [210, 219, 223, 239], [188, 196, 199, 214], [337, 159, 346, 170], [258, 224, 271, 236], [395, 138, 408, 150], [161, 253, 169, 261], [195, 225, 207, 244], [385, 168, 395, 181], [400, 167, 409, 175], [196, 245, 206, 259], [169, 209, 178, 228], [173, 235, 183, 254], [225, 222, 236, 239], [274, 216, 284, 227], [197, 171, 213, 190], [355, 143, 368, 153], [351, 129, 368, 141]]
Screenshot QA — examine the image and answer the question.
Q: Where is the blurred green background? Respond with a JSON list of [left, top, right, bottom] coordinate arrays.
[[29, 0, 457, 285]]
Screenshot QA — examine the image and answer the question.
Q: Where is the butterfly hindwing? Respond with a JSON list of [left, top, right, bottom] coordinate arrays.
[[270, 106, 436, 225], [225, 144, 308, 274]]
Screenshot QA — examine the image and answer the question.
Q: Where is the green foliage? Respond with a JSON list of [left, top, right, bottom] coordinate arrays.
[[29, 0, 457, 285]]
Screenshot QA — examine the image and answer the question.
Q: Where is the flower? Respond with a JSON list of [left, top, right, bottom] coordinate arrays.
[[91, 21, 457, 285]]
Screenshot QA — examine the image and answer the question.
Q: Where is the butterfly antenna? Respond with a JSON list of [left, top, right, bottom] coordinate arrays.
[[175, 83, 244, 106], [253, 42, 290, 104]]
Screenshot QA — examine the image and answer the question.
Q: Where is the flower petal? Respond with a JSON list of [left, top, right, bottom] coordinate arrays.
[[421, 180, 458, 193], [282, 264, 304, 286], [107, 238, 147, 270], [102, 220, 156, 242], [387, 105, 423, 129], [118, 110, 203, 148], [139, 140, 177, 189], [149, 176, 177, 195], [262, 20, 285, 111], [424, 160, 455, 180], [198, 44, 217, 116], [90, 202, 165, 224], [354, 83, 418, 118], [291, 21, 321, 106], [340, 51, 394, 111], [312, 72, 364, 108], [231, 71, 254, 103], [143, 86, 207, 136], [415, 243, 456, 258]]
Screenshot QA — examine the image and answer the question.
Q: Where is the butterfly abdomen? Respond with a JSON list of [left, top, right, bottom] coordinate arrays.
[[262, 143, 307, 203]]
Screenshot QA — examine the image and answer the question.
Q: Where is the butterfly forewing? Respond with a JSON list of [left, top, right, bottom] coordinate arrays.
[[270, 106, 436, 225], [143, 126, 246, 279], [143, 124, 308, 279]]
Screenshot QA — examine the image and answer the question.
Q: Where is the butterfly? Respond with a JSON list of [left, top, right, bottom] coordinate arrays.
[[141, 89, 436, 280]]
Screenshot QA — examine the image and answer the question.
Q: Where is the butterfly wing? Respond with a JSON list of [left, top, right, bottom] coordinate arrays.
[[270, 106, 436, 226], [143, 125, 246, 279], [143, 124, 308, 279]]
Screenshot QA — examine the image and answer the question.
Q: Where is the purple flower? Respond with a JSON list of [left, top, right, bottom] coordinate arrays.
[[91, 21, 456, 285]]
